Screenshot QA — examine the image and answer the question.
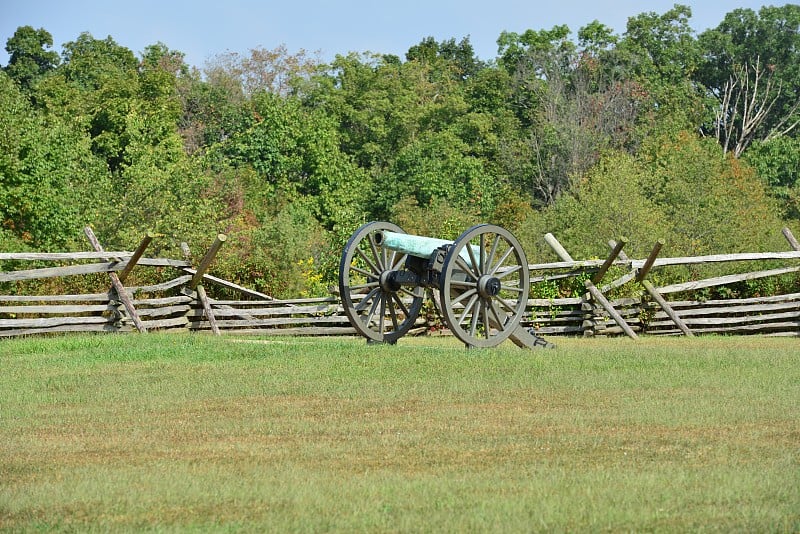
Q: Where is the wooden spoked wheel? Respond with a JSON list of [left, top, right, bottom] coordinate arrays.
[[439, 224, 530, 348], [338, 221, 424, 343]]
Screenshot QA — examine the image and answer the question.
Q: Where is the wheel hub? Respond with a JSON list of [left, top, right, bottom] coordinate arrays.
[[478, 275, 501, 298], [379, 270, 401, 292]]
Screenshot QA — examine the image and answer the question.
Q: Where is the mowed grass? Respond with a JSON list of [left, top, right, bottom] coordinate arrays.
[[1, 333, 798, 532]]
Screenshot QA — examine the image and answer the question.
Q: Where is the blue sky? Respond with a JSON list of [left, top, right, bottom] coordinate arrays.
[[1, 1, 775, 69]]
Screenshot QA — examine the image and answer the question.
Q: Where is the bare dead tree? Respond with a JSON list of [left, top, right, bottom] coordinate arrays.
[[506, 50, 641, 206], [205, 45, 323, 98], [714, 57, 800, 158]]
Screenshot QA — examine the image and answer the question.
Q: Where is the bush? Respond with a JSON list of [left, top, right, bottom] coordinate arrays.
[[517, 150, 668, 263]]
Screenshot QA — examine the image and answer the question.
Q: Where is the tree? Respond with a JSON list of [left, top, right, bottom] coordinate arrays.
[[615, 4, 705, 133], [619, 4, 699, 84], [406, 36, 484, 80], [61, 32, 138, 90], [697, 5, 800, 157], [744, 136, 800, 219], [185, 46, 322, 152], [518, 150, 667, 261], [497, 25, 575, 75], [520, 131, 786, 272], [0, 70, 106, 248], [639, 131, 785, 256], [710, 58, 800, 157], [305, 52, 470, 170], [205, 45, 322, 97], [495, 24, 643, 206], [3, 26, 60, 91], [178, 61, 254, 151], [375, 129, 497, 220], [58, 33, 140, 171], [577, 21, 618, 56], [207, 91, 370, 231]]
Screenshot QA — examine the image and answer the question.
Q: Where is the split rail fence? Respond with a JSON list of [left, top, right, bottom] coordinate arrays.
[[1, 226, 799, 339]]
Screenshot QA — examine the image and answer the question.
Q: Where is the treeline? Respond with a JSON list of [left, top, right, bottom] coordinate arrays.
[[2, 4, 800, 298]]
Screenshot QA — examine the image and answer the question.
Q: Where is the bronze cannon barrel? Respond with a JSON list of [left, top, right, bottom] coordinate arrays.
[[375, 230, 479, 266]]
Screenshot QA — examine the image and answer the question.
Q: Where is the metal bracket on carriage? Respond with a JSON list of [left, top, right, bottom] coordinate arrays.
[[339, 221, 555, 349]]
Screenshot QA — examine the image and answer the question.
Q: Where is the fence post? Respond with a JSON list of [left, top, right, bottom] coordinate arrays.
[[636, 239, 665, 282], [782, 227, 800, 251], [195, 284, 220, 336], [184, 234, 227, 336], [641, 279, 693, 337], [635, 239, 693, 337], [544, 233, 574, 263], [545, 233, 637, 339], [584, 280, 638, 339], [190, 234, 227, 289], [592, 237, 627, 284], [581, 300, 600, 337], [118, 231, 155, 284], [84, 226, 147, 333]]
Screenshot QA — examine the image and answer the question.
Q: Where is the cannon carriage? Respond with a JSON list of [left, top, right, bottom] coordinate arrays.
[[338, 222, 553, 349]]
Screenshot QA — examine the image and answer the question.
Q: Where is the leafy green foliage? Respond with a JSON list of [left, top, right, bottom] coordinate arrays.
[[1, 5, 799, 297], [3, 25, 60, 91], [519, 133, 787, 296], [0, 70, 105, 249], [745, 136, 800, 218], [639, 132, 785, 256], [406, 36, 485, 80], [376, 130, 498, 219], [519, 150, 666, 261], [214, 197, 327, 298]]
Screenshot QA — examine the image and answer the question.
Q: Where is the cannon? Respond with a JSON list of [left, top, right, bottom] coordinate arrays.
[[338, 221, 554, 349]]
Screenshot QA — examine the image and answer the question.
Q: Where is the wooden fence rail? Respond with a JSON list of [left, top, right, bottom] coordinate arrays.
[[0, 228, 798, 339]]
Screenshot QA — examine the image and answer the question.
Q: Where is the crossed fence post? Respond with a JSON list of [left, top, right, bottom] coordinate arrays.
[[544, 233, 638, 339], [182, 234, 227, 336], [84, 226, 150, 333]]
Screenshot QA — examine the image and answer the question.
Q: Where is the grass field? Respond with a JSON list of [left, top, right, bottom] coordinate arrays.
[[1, 333, 798, 532]]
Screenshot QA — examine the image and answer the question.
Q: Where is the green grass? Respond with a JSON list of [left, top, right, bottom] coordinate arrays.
[[1, 333, 798, 532]]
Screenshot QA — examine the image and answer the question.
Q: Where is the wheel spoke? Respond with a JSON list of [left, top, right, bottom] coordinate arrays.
[[489, 246, 515, 276], [392, 292, 410, 317], [466, 241, 481, 276], [356, 247, 381, 277], [391, 253, 408, 270], [486, 235, 500, 274], [479, 233, 486, 272], [399, 287, 420, 299], [458, 293, 480, 324], [350, 264, 377, 280], [365, 233, 384, 271], [481, 300, 490, 339], [500, 284, 524, 294], [355, 287, 380, 312], [365, 291, 382, 327], [456, 256, 478, 279], [496, 296, 517, 314], [489, 300, 507, 331], [350, 281, 379, 292], [388, 296, 399, 331], [451, 287, 477, 306], [496, 264, 522, 279], [469, 299, 480, 337], [448, 279, 477, 289], [378, 293, 386, 333]]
